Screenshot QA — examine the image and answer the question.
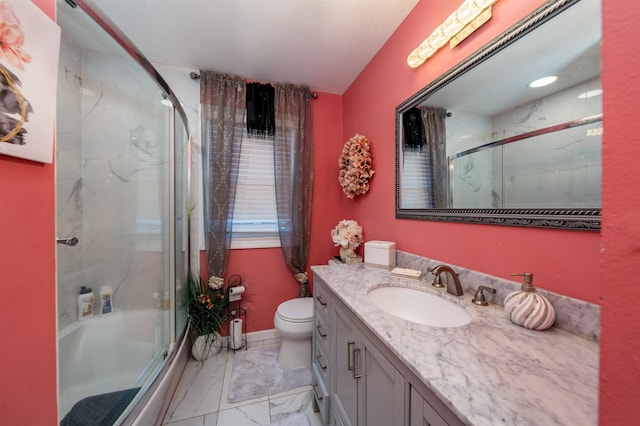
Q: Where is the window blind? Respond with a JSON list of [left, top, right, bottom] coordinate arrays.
[[230, 133, 280, 249], [400, 150, 432, 209]]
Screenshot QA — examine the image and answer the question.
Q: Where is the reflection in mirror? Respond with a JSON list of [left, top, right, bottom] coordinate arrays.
[[396, 0, 601, 230]]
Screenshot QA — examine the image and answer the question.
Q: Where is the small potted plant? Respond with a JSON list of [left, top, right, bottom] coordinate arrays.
[[186, 272, 230, 361]]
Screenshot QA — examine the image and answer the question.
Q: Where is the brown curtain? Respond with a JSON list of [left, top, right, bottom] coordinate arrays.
[[273, 84, 314, 297], [200, 71, 246, 281], [421, 107, 448, 208]]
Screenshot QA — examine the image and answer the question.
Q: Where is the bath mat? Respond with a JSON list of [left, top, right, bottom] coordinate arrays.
[[227, 346, 311, 403], [60, 387, 140, 426]]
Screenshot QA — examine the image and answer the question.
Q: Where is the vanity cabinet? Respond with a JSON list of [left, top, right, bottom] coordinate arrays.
[[331, 301, 405, 426], [312, 280, 332, 423], [313, 273, 464, 426]]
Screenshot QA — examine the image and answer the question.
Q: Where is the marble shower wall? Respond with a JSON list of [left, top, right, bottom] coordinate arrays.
[[56, 31, 84, 331], [446, 78, 602, 209], [57, 36, 171, 330]]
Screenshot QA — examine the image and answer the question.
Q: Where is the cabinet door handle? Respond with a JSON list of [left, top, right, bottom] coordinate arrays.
[[312, 382, 324, 400], [316, 295, 327, 306], [347, 341, 355, 371], [316, 324, 327, 338], [316, 352, 327, 370], [353, 347, 362, 379]]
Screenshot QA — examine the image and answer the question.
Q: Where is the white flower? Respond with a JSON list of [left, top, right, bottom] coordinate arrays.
[[208, 275, 224, 290], [331, 219, 363, 248]]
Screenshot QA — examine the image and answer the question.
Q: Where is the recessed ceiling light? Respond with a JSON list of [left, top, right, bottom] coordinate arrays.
[[578, 89, 603, 99], [529, 76, 557, 88]]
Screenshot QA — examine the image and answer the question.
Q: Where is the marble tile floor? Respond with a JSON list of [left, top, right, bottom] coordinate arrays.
[[162, 341, 323, 426]]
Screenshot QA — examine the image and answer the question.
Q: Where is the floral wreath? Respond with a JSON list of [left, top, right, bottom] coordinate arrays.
[[338, 133, 375, 199]]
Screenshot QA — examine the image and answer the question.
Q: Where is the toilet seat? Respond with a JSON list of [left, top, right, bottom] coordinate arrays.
[[276, 298, 313, 323]]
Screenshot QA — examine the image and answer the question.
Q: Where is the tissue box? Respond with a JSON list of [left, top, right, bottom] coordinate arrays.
[[364, 241, 396, 270]]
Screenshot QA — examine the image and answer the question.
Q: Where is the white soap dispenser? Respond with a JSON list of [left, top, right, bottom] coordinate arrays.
[[504, 272, 555, 331]]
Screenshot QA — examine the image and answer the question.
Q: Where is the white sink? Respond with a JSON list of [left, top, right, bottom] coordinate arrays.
[[367, 286, 471, 327]]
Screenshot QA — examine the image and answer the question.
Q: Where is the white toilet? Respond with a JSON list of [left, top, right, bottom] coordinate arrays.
[[273, 297, 314, 369]]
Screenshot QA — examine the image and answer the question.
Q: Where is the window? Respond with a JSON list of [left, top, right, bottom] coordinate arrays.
[[230, 132, 280, 249], [400, 150, 432, 209]]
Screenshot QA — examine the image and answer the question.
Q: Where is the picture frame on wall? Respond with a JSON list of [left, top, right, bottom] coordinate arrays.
[[0, 0, 60, 164]]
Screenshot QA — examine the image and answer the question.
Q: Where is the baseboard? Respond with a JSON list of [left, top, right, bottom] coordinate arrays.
[[246, 328, 280, 343]]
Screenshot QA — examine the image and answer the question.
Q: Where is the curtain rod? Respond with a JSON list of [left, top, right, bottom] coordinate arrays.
[[189, 71, 318, 99]]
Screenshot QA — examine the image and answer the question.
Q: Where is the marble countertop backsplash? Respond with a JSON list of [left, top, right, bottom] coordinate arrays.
[[311, 261, 599, 426], [396, 250, 601, 342]]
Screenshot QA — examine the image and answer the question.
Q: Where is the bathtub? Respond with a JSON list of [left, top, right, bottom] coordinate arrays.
[[58, 309, 169, 422]]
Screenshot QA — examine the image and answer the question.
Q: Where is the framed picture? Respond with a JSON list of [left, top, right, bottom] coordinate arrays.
[[0, 0, 60, 164]]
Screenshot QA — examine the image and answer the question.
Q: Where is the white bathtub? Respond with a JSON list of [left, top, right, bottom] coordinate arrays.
[[58, 309, 169, 421]]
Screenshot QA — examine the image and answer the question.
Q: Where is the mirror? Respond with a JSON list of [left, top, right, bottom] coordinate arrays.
[[396, 0, 601, 231]]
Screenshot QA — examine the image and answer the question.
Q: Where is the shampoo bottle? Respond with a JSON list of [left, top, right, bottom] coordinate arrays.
[[77, 286, 94, 321], [100, 285, 113, 316]]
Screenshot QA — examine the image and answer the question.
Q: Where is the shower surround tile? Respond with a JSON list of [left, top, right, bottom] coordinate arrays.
[[57, 42, 173, 327]]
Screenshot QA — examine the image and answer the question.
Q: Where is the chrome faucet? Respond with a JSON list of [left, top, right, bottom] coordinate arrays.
[[429, 265, 464, 296]]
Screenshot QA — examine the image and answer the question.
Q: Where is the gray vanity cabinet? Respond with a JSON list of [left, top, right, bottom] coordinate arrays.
[[312, 281, 332, 423], [332, 304, 359, 425], [331, 298, 405, 426], [316, 277, 404, 426], [313, 273, 462, 426], [410, 387, 449, 426]]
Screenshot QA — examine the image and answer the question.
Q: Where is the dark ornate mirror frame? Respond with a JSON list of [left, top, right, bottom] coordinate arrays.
[[395, 0, 600, 231]]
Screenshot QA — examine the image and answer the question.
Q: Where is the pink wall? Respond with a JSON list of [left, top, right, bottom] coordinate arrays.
[[201, 92, 345, 333], [0, 1, 57, 424], [341, 0, 600, 303], [599, 0, 640, 422], [342, 0, 640, 423]]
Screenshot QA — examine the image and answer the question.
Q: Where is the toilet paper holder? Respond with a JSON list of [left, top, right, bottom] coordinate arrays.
[[227, 274, 247, 351]]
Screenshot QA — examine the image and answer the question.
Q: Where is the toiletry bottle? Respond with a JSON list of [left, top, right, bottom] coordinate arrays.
[[504, 272, 555, 330], [77, 286, 94, 320], [100, 285, 113, 316]]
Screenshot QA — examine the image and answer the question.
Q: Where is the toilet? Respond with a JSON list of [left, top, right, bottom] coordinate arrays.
[[273, 297, 314, 369]]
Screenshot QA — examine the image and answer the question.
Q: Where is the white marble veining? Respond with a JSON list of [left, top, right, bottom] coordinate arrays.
[[311, 263, 599, 426], [56, 30, 180, 329], [445, 77, 602, 209], [163, 341, 322, 426], [396, 250, 600, 341]]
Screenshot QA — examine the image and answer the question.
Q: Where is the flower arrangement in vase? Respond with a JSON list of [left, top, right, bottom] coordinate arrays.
[[331, 219, 363, 262], [186, 272, 230, 360]]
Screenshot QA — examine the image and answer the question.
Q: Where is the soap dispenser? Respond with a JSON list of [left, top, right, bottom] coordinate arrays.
[[504, 273, 555, 331]]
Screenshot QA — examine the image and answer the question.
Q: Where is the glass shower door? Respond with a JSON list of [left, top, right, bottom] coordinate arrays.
[[55, 1, 188, 422]]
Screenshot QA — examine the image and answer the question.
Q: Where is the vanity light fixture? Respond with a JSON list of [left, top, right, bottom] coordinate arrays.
[[529, 76, 557, 88], [407, 0, 499, 68]]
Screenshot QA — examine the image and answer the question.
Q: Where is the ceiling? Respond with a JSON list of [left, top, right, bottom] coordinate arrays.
[[87, 0, 419, 95]]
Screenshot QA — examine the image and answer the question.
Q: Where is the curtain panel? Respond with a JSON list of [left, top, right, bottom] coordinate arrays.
[[200, 71, 246, 281], [421, 107, 448, 208], [274, 84, 314, 297]]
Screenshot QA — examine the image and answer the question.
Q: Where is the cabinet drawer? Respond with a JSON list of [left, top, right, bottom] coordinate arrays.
[[315, 313, 330, 351], [313, 337, 330, 387], [312, 363, 330, 423], [314, 279, 330, 321]]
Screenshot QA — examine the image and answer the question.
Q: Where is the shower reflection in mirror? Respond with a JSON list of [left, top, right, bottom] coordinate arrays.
[[400, 79, 603, 210]]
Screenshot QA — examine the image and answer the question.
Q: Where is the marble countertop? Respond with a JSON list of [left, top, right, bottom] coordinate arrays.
[[311, 263, 599, 426]]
